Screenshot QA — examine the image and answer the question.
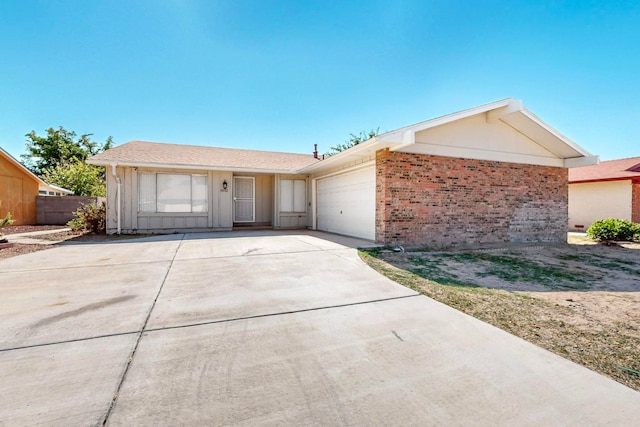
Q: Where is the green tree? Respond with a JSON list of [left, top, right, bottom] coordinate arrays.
[[326, 128, 379, 156], [21, 126, 113, 175], [42, 160, 106, 197]]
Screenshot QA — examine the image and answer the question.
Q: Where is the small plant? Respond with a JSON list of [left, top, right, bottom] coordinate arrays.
[[67, 201, 106, 233], [587, 218, 640, 243], [0, 200, 15, 242]]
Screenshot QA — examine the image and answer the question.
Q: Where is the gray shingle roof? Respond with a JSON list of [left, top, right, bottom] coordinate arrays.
[[89, 140, 319, 173]]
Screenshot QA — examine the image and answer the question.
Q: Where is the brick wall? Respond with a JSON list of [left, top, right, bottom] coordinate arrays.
[[632, 178, 640, 223], [376, 149, 568, 248]]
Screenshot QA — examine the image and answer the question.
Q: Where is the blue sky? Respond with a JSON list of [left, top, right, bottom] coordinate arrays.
[[1, 0, 638, 161]]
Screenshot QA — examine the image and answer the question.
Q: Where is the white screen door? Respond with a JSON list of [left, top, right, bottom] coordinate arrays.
[[233, 176, 255, 222]]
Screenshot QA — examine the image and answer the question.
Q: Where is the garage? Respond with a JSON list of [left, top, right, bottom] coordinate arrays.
[[316, 165, 375, 240]]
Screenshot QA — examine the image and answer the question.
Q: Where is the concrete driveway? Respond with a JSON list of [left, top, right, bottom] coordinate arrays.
[[0, 231, 638, 426]]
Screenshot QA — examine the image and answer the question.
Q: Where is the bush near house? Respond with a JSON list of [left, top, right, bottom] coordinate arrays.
[[587, 218, 640, 242], [0, 201, 15, 241], [67, 202, 106, 234]]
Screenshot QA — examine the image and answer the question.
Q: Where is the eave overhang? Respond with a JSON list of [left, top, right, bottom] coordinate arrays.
[[87, 159, 306, 175], [302, 98, 598, 174]]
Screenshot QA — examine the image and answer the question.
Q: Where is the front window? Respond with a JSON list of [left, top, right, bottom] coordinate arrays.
[[280, 179, 306, 213], [138, 173, 208, 213]]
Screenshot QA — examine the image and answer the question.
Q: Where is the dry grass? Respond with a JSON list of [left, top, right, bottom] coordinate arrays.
[[359, 243, 640, 392]]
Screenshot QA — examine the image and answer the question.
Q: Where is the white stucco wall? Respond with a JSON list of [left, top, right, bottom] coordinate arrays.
[[568, 180, 632, 231]]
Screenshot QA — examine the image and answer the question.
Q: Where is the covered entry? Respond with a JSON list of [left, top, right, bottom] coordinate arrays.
[[233, 175, 274, 226], [316, 166, 375, 240], [233, 176, 255, 222]]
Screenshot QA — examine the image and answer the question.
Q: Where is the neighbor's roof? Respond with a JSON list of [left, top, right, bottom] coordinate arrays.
[[569, 156, 640, 183], [0, 147, 74, 194], [88, 140, 319, 173]]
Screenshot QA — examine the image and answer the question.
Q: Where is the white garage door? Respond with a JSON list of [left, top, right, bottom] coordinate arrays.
[[317, 166, 375, 240]]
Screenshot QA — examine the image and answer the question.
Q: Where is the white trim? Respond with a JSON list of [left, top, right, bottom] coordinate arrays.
[[486, 99, 523, 123], [564, 155, 600, 168], [89, 159, 303, 175], [312, 160, 376, 180]]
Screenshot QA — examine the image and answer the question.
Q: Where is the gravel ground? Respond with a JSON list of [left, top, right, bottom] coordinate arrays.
[[0, 225, 67, 235]]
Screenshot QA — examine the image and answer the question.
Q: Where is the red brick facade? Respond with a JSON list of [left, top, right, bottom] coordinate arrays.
[[632, 178, 640, 224], [376, 149, 568, 248]]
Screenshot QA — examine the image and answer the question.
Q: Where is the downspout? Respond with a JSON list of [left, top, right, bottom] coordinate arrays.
[[111, 164, 121, 234]]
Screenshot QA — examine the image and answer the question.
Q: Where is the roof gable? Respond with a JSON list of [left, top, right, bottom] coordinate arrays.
[[0, 148, 41, 184], [300, 99, 598, 174], [88, 141, 319, 173], [569, 157, 640, 183], [0, 148, 74, 194]]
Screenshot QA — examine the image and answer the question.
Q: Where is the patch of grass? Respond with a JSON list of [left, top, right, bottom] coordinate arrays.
[[404, 254, 481, 288], [558, 253, 640, 275], [471, 254, 593, 289], [358, 250, 640, 392], [408, 252, 594, 290]]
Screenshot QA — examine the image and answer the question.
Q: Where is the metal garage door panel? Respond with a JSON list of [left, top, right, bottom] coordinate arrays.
[[317, 166, 375, 240]]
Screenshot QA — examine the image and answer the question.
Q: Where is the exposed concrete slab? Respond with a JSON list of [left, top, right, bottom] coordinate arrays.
[[147, 248, 416, 329], [0, 334, 137, 426], [175, 230, 377, 261], [108, 296, 640, 426], [175, 233, 318, 260], [0, 261, 170, 349], [3, 230, 638, 426], [0, 234, 183, 272]]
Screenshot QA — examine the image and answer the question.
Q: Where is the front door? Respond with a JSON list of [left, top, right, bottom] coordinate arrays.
[[233, 176, 255, 222]]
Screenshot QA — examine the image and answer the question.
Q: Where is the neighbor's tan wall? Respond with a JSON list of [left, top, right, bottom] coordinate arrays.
[[0, 154, 39, 225], [568, 180, 632, 231]]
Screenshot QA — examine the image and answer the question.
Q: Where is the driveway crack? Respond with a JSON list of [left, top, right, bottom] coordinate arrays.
[[100, 234, 185, 426]]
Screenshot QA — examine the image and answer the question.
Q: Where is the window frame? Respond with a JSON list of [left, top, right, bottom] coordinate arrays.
[[138, 172, 208, 214], [279, 178, 307, 213]]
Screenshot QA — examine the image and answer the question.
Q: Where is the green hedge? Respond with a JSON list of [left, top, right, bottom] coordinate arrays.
[[586, 218, 640, 242]]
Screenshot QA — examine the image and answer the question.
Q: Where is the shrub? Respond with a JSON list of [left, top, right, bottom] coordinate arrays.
[[67, 202, 106, 233], [586, 218, 640, 242], [0, 200, 15, 241]]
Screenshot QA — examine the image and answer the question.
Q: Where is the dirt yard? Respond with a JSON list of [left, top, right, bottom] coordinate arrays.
[[361, 235, 640, 391], [0, 226, 152, 260]]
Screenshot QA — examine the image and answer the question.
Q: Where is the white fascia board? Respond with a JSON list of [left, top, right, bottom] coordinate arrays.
[[87, 159, 304, 175], [564, 155, 599, 168], [297, 138, 394, 174], [41, 184, 74, 194], [518, 108, 593, 158], [377, 98, 516, 144], [486, 99, 523, 123]]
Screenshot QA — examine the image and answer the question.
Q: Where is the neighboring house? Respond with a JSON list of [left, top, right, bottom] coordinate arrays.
[[88, 98, 597, 247], [568, 157, 640, 231], [0, 147, 73, 225]]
